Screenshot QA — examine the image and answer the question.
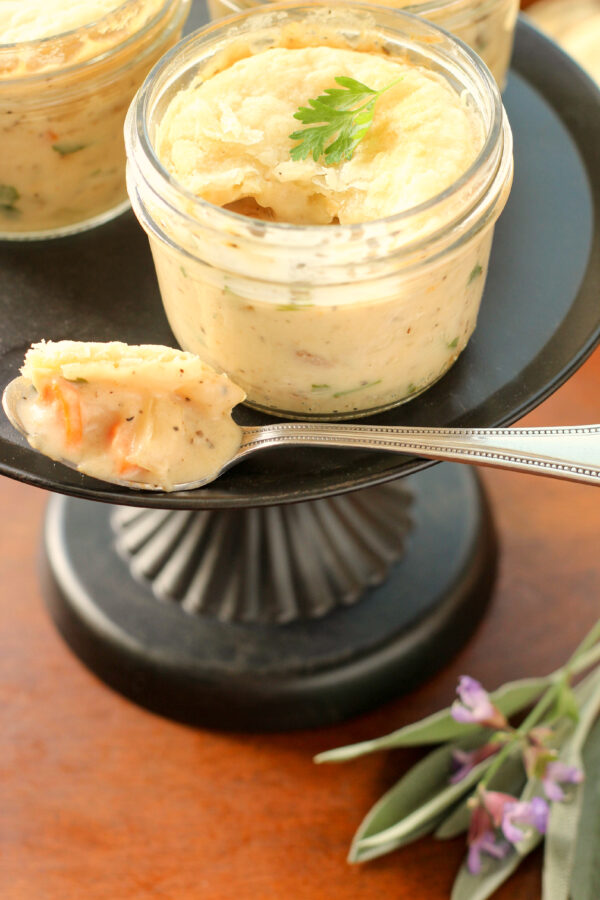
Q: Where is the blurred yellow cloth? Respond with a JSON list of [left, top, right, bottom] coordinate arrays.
[[526, 0, 600, 83]]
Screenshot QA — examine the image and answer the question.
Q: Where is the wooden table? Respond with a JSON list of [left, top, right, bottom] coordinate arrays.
[[1, 344, 599, 900]]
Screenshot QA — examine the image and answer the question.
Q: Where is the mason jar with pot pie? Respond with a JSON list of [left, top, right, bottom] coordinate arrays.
[[0, 0, 190, 239], [125, 2, 513, 420]]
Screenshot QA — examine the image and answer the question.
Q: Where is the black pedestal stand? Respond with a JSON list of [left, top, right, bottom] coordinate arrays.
[[42, 463, 496, 731]]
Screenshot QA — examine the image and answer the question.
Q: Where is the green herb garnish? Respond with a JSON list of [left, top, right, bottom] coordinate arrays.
[[311, 384, 330, 391], [468, 263, 483, 284], [447, 337, 459, 349], [289, 75, 402, 166], [333, 379, 382, 399], [276, 303, 315, 311], [52, 142, 87, 156], [0, 183, 19, 210]]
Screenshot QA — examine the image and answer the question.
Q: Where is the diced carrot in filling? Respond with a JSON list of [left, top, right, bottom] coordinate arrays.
[[109, 421, 135, 475], [41, 377, 82, 447], [108, 420, 148, 477]]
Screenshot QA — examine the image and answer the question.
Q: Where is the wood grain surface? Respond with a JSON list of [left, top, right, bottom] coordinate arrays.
[[1, 343, 599, 900]]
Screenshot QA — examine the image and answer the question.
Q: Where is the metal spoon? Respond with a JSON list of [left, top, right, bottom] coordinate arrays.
[[3, 375, 600, 491]]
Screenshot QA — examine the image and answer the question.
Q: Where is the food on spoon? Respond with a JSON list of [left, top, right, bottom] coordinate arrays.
[[17, 340, 245, 490]]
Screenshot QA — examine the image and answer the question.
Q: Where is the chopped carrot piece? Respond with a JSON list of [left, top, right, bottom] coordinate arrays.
[[42, 377, 83, 447], [109, 421, 140, 476]]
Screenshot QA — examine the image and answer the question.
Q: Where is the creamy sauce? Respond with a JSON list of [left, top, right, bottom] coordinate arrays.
[[18, 341, 245, 490], [0, 0, 126, 43], [0, 0, 188, 237], [153, 231, 494, 417], [156, 46, 484, 225]]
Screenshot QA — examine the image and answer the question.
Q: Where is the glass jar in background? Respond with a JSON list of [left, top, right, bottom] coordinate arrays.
[[207, 0, 519, 87], [125, 2, 513, 420], [0, 0, 190, 240]]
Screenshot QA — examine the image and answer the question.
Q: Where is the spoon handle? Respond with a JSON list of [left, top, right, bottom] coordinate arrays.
[[240, 424, 600, 486]]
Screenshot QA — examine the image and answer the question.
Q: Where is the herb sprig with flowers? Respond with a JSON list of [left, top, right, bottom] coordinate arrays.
[[316, 620, 600, 899]]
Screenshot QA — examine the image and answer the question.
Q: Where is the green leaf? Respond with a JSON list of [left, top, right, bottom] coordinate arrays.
[[289, 75, 402, 166], [552, 682, 580, 723], [450, 779, 545, 900], [448, 337, 459, 349], [468, 263, 483, 284], [276, 303, 315, 311], [435, 751, 526, 840], [350, 816, 446, 863], [570, 717, 600, 900], [332, 380, 381, 399], [542, 668, 600, 900], [353, 734, 498, 855], [0, 183, 19, 209], [315, 676, 550, 763], [52, 142, 87, 156]]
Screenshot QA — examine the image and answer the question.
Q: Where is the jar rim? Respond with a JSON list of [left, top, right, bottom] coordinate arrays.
[[217, 0, 507, 17], [127, 0, 510, 253], [0, 0, 176, 82]]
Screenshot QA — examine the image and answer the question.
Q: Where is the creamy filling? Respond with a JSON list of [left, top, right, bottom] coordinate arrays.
[[0, 0, 184, 236], [0, 0, 126, 43], [17, 341, 245, 490], [155, 46, 484, 225], [154, 230, 494, 417]]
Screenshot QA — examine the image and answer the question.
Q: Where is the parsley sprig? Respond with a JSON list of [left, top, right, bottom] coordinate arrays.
[[289, 75, 403, 166]]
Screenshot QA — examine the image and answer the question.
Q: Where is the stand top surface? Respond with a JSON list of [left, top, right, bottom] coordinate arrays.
[[0, 18, 599, 509]]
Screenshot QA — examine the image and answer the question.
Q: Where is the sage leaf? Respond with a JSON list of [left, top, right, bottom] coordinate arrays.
[[570, 717, 600, 900], [350, 816, 446, 863], [354, 734, 497, 854], [315, 677, 550, 763], [450, 779, 545, 900], [435, 752, 526, 840], [542, 668, 600, 900]]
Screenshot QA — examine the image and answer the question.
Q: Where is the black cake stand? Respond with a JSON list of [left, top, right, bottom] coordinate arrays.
[[0, 17, 599, 730]]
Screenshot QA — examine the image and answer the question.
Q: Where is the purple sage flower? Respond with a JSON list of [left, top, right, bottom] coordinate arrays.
[[542, 761, 584, 802], [467, 829, 510, 874], [466, 791, 549, 873], [451, 676, 508, 730], [450, 742, 501, 784], [501, 797, 549, 844], [466, 794, 511, 874]]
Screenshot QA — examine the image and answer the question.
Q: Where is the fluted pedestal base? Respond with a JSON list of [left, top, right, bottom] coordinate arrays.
[[41, 464, 497, 731]]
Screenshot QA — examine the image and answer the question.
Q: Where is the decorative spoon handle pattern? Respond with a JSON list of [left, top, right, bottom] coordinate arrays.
[[236, 424, 600, 486]]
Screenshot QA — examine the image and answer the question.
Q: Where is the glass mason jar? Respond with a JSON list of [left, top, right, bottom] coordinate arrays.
[[125, 1, 513, 421], [207, 0, 519, 87], [0, 0, 190, 240]]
